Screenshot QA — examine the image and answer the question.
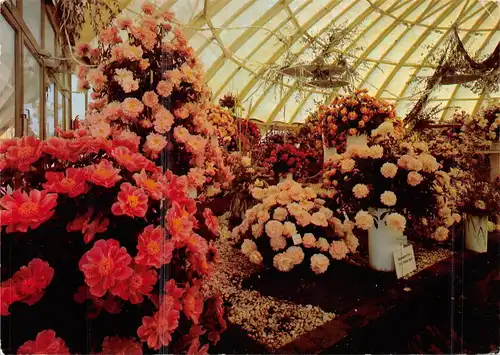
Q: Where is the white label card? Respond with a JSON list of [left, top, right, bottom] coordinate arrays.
[[393, 244, 417, 279], [292, 234, 302, 245]]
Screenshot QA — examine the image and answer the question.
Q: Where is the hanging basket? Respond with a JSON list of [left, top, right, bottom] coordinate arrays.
[[465, 214, 488, 253]]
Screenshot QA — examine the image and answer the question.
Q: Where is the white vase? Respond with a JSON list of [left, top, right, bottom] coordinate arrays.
[[465, 215, 488, 253], [323, 145, 337, 162], [347, 134, 368, 148], [368, 208, 406, 272], [490, 141, 500, 181], [279, 173, 293, 183]]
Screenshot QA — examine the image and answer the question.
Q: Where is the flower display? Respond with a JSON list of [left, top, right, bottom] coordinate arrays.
[[323, 137, 458, 241], [0, 8, 226, 354], [313, 89, 397, 150], [233, 180, 357, 274], [206, 104, 237, 146]]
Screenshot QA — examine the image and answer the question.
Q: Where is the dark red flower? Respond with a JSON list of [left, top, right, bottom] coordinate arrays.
[[17, 329, 70, 354], [100, 336, 143, 355], [112, 264, 157, 304], [43, 168, 88, 198], [79, 239, 133, 297], [0, 284, 20, 316], [135, 225, 174, 268], [203, 208, 219, 236], [182, 280, 204, 324], [12, 258, 54, 305]]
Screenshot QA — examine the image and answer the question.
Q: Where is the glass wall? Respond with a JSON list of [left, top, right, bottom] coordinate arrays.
[[0, 14, 16, 139], [71, 74, 87, 123], [22, 0, 42, 45], [1, 0, 72, 138], [23, 46, 41, 137], [46, 81, 55, 137]]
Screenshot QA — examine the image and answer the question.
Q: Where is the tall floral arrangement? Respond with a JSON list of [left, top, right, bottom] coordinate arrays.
[[323, 132, 459, 242], [232, 180, 358, 274], [233, 119, 261, 153], [315, 89, 397, 150], [0, 5, 226, 354], [206, 104, 237, 149]]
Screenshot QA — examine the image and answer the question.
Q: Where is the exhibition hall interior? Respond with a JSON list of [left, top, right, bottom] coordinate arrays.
[[0, 0, 499, 353]]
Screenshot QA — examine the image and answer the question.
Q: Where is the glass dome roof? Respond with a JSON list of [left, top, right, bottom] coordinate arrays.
[[108, 0, 500, 123]]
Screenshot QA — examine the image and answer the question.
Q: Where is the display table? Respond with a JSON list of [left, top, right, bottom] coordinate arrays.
[[214, 234, 500, 354]]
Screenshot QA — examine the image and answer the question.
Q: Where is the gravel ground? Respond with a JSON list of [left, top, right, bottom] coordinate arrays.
[[204, 213, 452, 348], [403, 247, 452, 279], [203, 213, 335, 349]]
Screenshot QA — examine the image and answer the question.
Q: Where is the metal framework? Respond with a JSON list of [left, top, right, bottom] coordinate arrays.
[[102, 0, 500, 123]]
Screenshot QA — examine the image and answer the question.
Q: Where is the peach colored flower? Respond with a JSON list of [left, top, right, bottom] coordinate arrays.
[[143, 133, 167, 158], [278, 179, 293, 190], [121, 98, 144, 119], [87, 69, 107, 92], [121, 43, 143, 61], [355, 210, 374, 231], [295, 210, 312, 227], [340, 159, 355, 173], [352, 184, 369, 199], [251, 223, 263, 238], [433, 226, 449, 241], [386, 213, 406, 233], [311, 212, 328, 227], [114, 69, 138, 93], [287, 246, 305, 265], [316, 238, 330, 252], [380, 191, 397, 207], [407, 171, 423, 186], [310, 254, 329, 274], [248, 250, 263, 265], [380, 162, 398, 178], [329, 240, 349, 260], [241, 239, 257, 256], [276, 190, 293, 205], [273, 253, 294, 272], [265, 220, 284, 239], [304, 187, 317, 199], [257, 210, 271, 224], [156, 80, 173, 97], [153, 108, 174, 134], [419, 154, 440, 173], [173, 126, 190, 144], [273, 207, 288, 221], [142, 91, 159, 108], [90, 122, 111, 138], [319, 207, 333, 220], [302, 233, 316, 248], [251, 187, 265, 200], [283, 221, 297, 237], [270, 235, 287, 251], [345, 232, 359, 253], [369, 145, 384, 159], [398, 154, 423, 171]]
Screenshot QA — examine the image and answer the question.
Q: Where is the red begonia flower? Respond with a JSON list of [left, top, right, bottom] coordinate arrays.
[[43, 168, 88, 198], [11, 258, 54, 305], [41, 137, 71, 161], [112, 264, 157, 304], [0, 189, 57, 233], [0, 284, 20, 316], [133, 170, 168, 200], [203, 208, 219, 236], [165, 201, 193, 243], [86, 159, 122, 188], [17, 329, 70, 355], [4, 136, 42, 172], [79, 239, 133, 297], [182, 280, 204, 324], [135, 225, 174, 268], [111, 146, 149, 172], [111, 183, 148, 217], [100, 336, 143, 355]]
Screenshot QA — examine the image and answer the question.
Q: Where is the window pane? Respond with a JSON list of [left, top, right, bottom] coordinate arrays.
[[24, 47, 41, 137], [46, 82, 55, 137], [23, 0, 42, 45], [57, 89, 63, 129], [44, 20, 55, 57], [0, 14, 16, 139]]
